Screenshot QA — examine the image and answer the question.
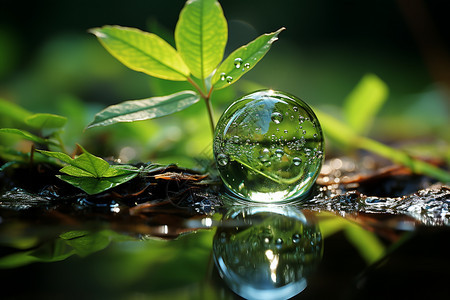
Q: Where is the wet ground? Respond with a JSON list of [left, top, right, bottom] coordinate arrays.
[[0, 156, 449, 299]]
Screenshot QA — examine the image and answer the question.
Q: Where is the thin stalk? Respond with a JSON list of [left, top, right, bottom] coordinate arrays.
[[204, 96, 215, 134], [186, 77, 216, 135]]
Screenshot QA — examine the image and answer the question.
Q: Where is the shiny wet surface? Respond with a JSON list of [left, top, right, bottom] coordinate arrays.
[[0, 158, 449, 299]]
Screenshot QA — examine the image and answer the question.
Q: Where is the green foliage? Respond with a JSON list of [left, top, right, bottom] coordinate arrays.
[[0, 98, 32, 125], [0, 128, 57, 146], [86, 90, 200, 129], [89, 26, 190, 81], [316, 74, 450, 183], [38, 146, 141, 194], [25, 113, 67, 130], [89, 0, 283, 132], [343, 73, 388, 135], [175, 0, 228, 80], [211, 28, 285, 89]]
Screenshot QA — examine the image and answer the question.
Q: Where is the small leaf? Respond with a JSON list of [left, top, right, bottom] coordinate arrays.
[[60, 164, 96, 177], [175, 0, 228, 79], [0, 128, 57, 146], [86, 90, 200, 129], [58, 172, 139, 195], [25, 113, 67, 130], [89, 25, 190, 81], [212, 28, 285, 89], [36, 150, 73, 164], [343, 74, 389, 135]]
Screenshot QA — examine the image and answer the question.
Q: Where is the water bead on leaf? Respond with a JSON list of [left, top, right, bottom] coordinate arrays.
[[213, 90, 324, 203], [234, 58, 243, 69]]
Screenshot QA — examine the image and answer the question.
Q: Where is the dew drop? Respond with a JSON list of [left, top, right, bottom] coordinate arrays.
[[275, 238, 283, 248], [217, 153, 229, 166], [284, 129, 288, 133], [292, 233, 301, 243], [220, 73, 226, 81], [271, 112, 283, 124], [293, 106, 298, 112], [243, 62, 250, 69], [275, 149, 284, 158], [313, 133, 318, 138], [226, 76, 233, 83], [234, 58, 243, 69], [293, 157, 302, 166], [302, 130, 307, 135]]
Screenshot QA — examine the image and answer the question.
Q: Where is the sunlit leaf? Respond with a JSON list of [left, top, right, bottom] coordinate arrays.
[[86, 90, 200, 129], [36, 150, 73, 164], [0, 128, 57, 146], [38, 146, 141, 194], [89, 25, 190, 81], [175, 0, 228, 79], [25, 113, 67, 130], [212, 28, 285, 89], [70, 151, 111, 178], [343, 74, 388, 135]]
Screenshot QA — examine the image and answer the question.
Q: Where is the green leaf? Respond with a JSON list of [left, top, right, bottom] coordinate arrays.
[[70, 152, 111, 178], [212, 28, 285, 89], [175, 0, 228, 79], [86, 90, 200, 129], [0, 98, 32, 124], [38, 147, 141, 193], [89, 25, 190, 81], [25, 113, 67, 130], [58, 172, 139, 195], [36, 150, 73, 164], [0, 128, 57, 146], [343, 74, 388, 135]]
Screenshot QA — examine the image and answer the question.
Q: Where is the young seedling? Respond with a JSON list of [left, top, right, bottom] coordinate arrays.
[[86, 0, 284, 134]]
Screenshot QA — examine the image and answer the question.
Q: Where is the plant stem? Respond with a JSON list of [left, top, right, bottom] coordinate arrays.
[[204, 96, 215, 134], [186, 77, 216, 135]]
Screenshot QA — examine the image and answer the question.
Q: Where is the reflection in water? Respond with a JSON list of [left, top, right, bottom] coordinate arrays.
[[213, 206, 322, 299]]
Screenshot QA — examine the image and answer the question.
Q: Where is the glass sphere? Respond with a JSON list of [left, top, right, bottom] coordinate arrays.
[[213, 90, 324, 203]]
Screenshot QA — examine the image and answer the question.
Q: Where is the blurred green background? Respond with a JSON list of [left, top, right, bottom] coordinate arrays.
[[0, 0, 449, 167]]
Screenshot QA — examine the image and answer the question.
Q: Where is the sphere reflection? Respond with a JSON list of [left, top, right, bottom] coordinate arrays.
[[213, 206, 322, 299]]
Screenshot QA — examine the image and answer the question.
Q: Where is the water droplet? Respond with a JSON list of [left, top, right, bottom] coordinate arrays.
[[243, 62, 250, 69], [275, 149, 284, 158], [217, 153, 229, 166], [302, 130, 306, 135], [271, 112, 283, 124], [292, 233, 301, 243], [293, 157, 302, 166], [293, 106, 298, 112], [234, 58, 243, 69], [313, 133, 318, 138], [284, 129, 288, 133], [220, 73, 226, 81], [226, 76, 233, 83], [275, 238, 283, 248]]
